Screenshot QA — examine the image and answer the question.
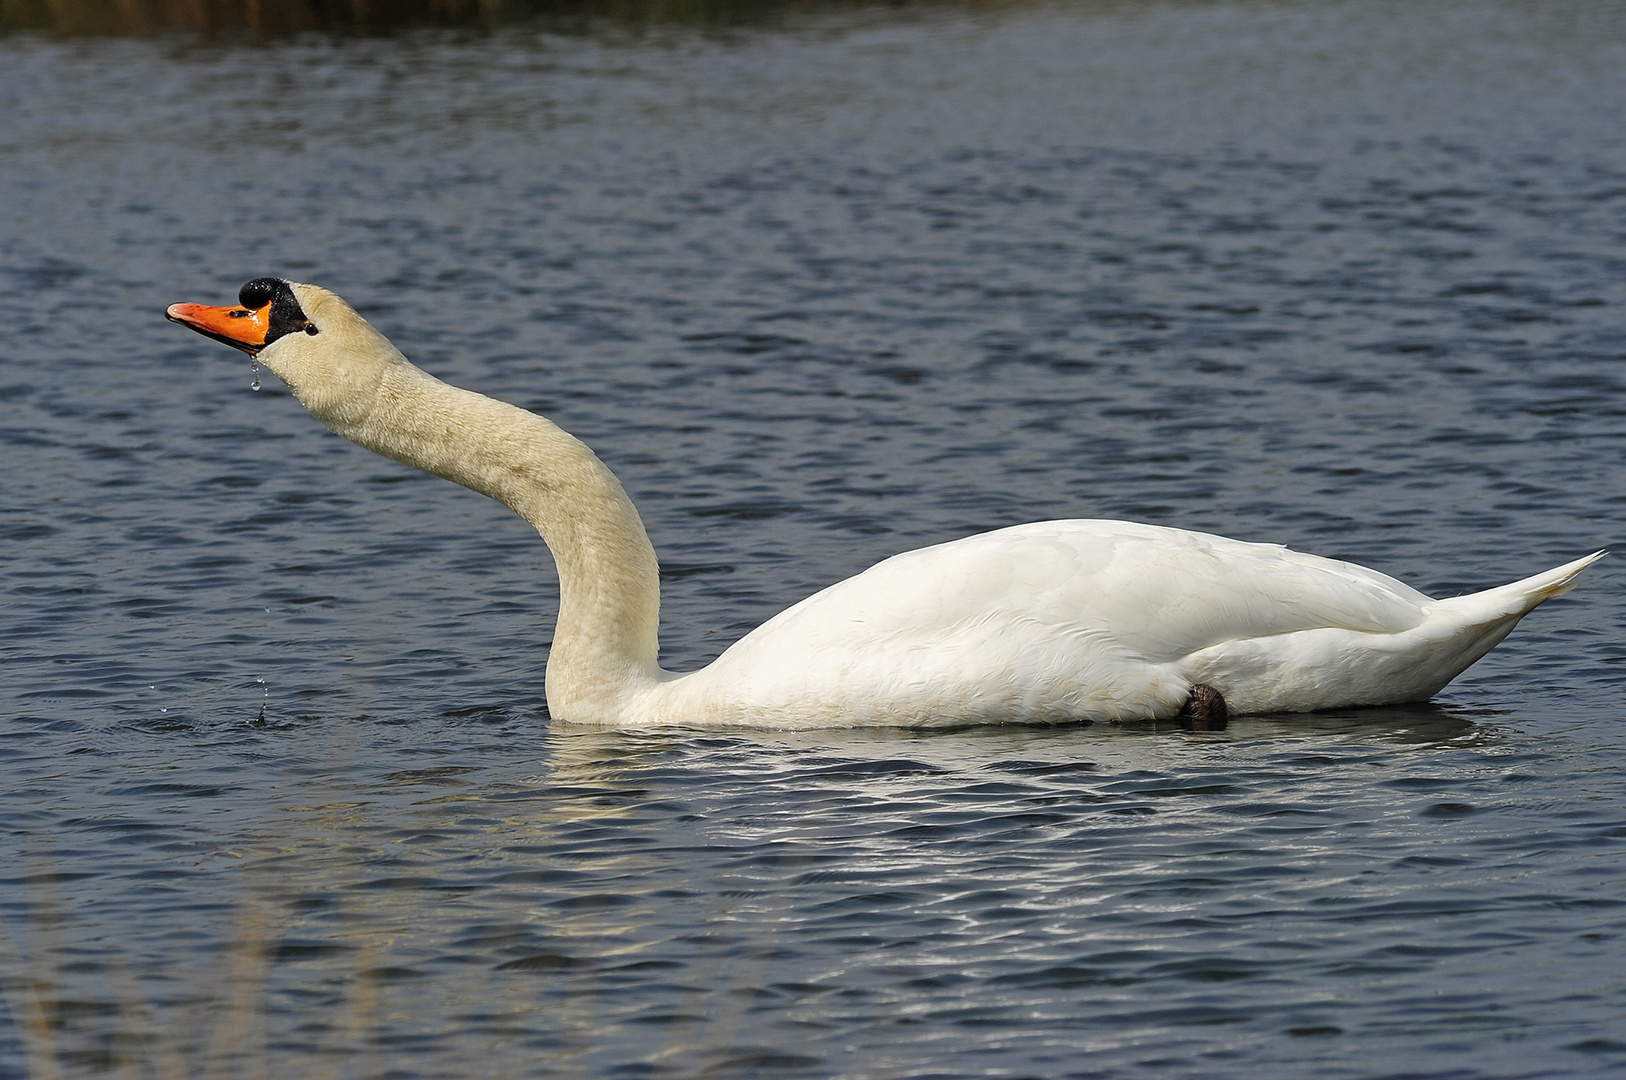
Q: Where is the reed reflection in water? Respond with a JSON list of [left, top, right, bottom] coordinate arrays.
[[1, 0, 910, 36]]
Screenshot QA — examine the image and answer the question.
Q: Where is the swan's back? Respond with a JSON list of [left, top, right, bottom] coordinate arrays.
[[649, 520, 1437, 727]]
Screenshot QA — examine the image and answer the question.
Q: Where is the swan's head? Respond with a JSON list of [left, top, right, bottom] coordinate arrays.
[[168, 278, 407, 430]]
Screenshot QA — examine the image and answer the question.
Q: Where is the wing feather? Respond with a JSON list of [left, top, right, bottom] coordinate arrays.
[[718, 520, 1431, 672]]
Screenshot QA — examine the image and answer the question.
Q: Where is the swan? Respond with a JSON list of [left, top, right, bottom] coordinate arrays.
[[167, 278, 1602, 729]]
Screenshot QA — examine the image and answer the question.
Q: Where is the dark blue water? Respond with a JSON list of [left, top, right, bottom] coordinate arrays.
[[4, 1, 1626, 1076]]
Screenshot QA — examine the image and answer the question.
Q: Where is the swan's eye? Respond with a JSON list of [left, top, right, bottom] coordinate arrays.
[[304, 322, 320, 336]]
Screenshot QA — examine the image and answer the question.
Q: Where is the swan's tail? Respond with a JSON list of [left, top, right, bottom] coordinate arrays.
[[1436, 550, 1606, 623], [1388, 550, 1606, 703]]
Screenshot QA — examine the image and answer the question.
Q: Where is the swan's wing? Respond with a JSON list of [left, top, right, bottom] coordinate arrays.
[[1003, 519, 1435, 653], [704, 519, 1432, 685]]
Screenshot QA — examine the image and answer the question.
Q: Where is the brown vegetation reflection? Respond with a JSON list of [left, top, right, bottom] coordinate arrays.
[[1, 0, 930, 35]]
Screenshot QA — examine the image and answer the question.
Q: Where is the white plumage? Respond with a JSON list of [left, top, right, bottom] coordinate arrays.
[[167, 280, 1602, 729], [648, 520, 1599, 727]]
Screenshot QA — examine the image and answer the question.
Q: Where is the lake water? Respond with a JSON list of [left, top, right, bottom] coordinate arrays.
[[4, 1, 1626, 1076]]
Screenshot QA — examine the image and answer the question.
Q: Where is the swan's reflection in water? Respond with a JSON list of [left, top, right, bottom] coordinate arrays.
[[54, 683, 1626, 1080], [4, 701, 1497, 1074]]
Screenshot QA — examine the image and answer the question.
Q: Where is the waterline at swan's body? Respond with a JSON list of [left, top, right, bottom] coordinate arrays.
[[167, 279, 1601, 729]]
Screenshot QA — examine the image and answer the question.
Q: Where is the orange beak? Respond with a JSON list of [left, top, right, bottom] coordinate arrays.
[[166, 301, 273, 356]]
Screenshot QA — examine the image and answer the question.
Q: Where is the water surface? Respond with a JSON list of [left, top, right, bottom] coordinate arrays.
[[3, 1, 1625, 1076]]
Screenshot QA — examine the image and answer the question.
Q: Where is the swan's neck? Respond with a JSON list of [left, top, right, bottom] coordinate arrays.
[[329, 362, 663, 721]]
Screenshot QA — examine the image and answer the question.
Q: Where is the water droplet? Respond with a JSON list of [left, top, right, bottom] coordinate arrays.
[[250, 360, 262, 392]]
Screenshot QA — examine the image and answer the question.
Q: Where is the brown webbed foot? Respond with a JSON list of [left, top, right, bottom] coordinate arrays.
[[1178, 683, 1228, 730]]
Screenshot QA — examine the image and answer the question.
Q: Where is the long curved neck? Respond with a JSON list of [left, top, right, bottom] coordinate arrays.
[[332, 361, 663, 721]]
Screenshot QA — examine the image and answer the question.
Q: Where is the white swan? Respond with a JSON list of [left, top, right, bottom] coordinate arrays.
[[168, 279, 1602, 729]]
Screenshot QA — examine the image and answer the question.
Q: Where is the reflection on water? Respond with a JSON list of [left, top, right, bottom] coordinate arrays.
[[3, 699, 1606, 1077], [3, 0, 1625, 1076], [1, 0, 974, 37]]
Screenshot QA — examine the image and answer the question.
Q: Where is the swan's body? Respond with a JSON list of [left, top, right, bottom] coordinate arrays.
[[660, 520, 1597, 726], [168, 280, 1601, 728]]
